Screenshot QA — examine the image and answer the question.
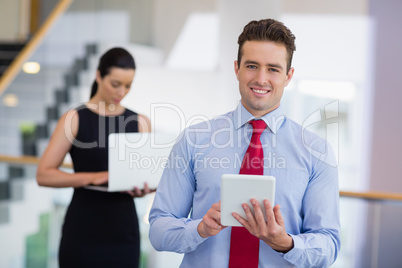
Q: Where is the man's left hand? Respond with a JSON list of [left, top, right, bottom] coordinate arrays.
[[232, 198, 294, 253]]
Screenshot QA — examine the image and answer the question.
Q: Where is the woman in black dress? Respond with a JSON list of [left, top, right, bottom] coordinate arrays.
[[36, 47, 152, 267]]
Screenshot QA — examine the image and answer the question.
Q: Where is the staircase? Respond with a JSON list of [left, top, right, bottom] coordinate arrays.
[[0, 43, 99, 223], [0, 166, 60, 268], [0, 42, 26, 79], [0, 39, 166, 267], [33, 44, 98, 157], [0, 43, 98, 267]]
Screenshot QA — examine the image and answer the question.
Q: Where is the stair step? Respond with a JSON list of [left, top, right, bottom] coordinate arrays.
[[1, 43, 99, 158], [78, 70, 93, 87], [55, 88, 69, 104], [8, 166, 24, 179], [85, 43, 98, 56], [1, 106, 46, 122], [0, 205, 10, 224], [0, 65, 7, 76], [46, 106, 59, 122], [69, 86, 86, 103], [0, 181, 10, 201], [72, 58, 88, 72], [0, 163, 7, 181], [0, 58, 13, 65], [35, 124, 49, 140], [0, 43, 26, 79], [64, 72, 79, 87], [0, 51, 19, 59], [36, 138, 49, 157], [0, 43, 25, 51]]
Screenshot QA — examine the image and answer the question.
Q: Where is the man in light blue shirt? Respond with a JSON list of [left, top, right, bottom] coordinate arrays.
[[149, 18, 340, 267]]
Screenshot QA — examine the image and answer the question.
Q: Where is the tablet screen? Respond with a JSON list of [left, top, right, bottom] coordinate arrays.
[[220, 174, 276, 226]]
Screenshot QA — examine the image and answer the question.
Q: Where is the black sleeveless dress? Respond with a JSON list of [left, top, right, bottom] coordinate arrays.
[[59, 106, 140, 267]]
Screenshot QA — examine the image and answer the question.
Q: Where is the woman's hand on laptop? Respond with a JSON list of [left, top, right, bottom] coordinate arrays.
[[125, 182, 156, 198], [89, 171, 109, 185]]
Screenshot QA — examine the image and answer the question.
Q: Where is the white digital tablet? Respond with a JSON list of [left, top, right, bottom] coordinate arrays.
[[220, 174, 276, 226]]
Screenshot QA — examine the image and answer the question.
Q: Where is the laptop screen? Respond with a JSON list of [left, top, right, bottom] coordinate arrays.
[[108, 132, 177, 191]]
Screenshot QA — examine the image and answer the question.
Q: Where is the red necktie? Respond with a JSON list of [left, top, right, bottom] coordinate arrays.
[[228, 119, 267, 268]]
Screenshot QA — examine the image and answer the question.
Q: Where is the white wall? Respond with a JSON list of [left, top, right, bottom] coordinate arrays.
[[67, 0, 154, 46], [153, 0, 216, 57], [358, 0, 402, 266], [30, 11, 130, 67], [368, 0, 402, 193], [0, 0, 21, 41]]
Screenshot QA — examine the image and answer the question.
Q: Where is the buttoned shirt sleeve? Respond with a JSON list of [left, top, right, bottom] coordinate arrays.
[[282, 140, 341, 268], [148, 130, 207, 253]]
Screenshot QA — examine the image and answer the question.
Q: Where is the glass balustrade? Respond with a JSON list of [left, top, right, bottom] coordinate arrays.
[[1, 158, 402, 267]]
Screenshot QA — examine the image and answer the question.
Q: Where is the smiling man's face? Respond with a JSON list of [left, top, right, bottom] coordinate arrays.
[[235, 40, 294, 118]]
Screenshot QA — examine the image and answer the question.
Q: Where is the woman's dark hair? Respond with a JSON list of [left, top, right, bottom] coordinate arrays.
[[90, 47, 136, 99]]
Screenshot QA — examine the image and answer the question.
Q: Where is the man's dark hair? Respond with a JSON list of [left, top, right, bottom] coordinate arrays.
[[237, 19, 296, 73]]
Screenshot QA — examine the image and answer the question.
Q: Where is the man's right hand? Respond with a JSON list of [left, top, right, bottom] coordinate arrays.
[[197, 201, 227, 238]]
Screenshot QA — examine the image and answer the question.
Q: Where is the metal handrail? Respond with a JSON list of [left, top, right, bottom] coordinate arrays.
[[0, 0, 73, 97], [0, 154, 72, 169], [339, 190, 402, 201], [1, 154, 401, 202]]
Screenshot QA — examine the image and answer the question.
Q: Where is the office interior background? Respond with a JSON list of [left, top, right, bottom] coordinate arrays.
[[0, 0, 401, 267]]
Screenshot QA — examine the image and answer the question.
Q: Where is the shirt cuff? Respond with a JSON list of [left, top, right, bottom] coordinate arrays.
[[283, 234, 304, 263], [185, 218, 208, 247]]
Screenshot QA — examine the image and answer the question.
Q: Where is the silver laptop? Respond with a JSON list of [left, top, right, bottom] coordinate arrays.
[[85, 132, 177, 192]]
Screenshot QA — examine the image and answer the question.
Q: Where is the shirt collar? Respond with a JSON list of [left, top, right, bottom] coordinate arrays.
[[233, 102, 286, 134]]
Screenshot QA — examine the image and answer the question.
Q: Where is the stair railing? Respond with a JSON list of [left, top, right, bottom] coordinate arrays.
[[0, 0, 73, 98]]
